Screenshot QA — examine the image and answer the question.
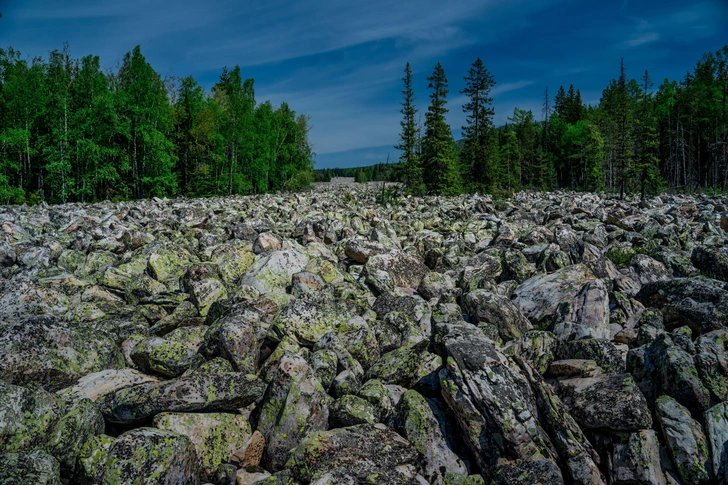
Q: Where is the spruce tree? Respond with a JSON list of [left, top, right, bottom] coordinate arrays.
[[460, 58, 496, 191], [635, 70, 660, 198], [395, 63, 424, 194], [422, 62, 459, 194]]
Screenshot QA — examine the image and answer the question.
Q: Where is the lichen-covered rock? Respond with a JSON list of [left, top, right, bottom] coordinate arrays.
[[241, 249, 309, 298], [551, 278, 610, 341], [392, 389, 466, 485], [695, 329, 728, 402], [153, 412, 251, 479], [0, 382, 63, 453], [512, 264, 597, 326], [366, 340, 431, 388], [76, 434, 114, 485], [705, 402, 728, 484], [284, 423, 423, 484], [555, 374, 652, 431], [503, 330, 560, 374], [47, 398, 105, 474], [256, 354, 329, 471], [56, 368, 160, 404], [102, 428, 200, 485], [610, 430, 666, 485], [329, 394, 377, 428], [357, 378, 397, 422], [627, 334, 711, 417], [636, 277, 728, 334], [462, 289, 532, 343], [655, 396, 713, 485], [364, 251, 429, 289], [558, 338, 624, 374], [181, 263, 228, 317], [0, 450, 61, 485], [0, 315, 124, 391], [269, 296, 352, 347], [691, 245, 728, 282], [490, 459, 565, 485], [436, 322, 560, 480], [101, 372, 266, 423], [131, 326, 207, 377], [515, 360, 605, 485]]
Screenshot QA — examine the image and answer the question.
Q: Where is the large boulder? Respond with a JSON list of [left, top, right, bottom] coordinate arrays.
[[0, 450, 61, 485], [551, 278, 610, 341], [704, 402, 728, 485], [555, 374, 652, 431], [130, 326, 206, 377], [610, 430, 667, 485], [364, 251, 429, 289], [154, 412, 251, 479], [512, 264, 597, 326], [393, 390, 467, 484], [101, 372, 266, 423], [655, 396, 713, 485], [0, 315, 124, 391], [284, 423, 424, 484], [636, 277, 728, 334], [462, 289, 532, 343], [56, 368, 160, 403], [691, 245, 728, 282], [436, 323, 560, 481], [695, 329, 728, 402], [0, 382, 64, 453], [256, 354, 329, 471], [240, 249, 309, 297], [268, 296, 352, 347], [101, 428, 200, 485]]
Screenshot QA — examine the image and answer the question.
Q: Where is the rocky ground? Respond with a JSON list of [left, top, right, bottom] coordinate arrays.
[[1, 183, 728, 485]]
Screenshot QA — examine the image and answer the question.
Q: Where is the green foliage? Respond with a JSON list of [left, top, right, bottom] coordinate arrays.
[[606, 246, 635, 266], [396, 63, 425, 194], [460, 58, 496, 191], [0, 43, 314, 204], [422, 62, 461, 195], [354, 170, 368, 183]]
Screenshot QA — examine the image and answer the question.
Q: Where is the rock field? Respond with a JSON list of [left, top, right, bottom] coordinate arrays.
[[1, 182, 728, 484]]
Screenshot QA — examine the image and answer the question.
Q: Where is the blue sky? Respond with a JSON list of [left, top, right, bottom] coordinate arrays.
[[1, 0, 726, 169]]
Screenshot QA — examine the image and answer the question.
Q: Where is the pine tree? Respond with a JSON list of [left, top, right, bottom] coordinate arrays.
[[460, 58, 496, 191], [554, 86, 567, 119], [615, 58, 634, 198], [635, 70, 661, 198], [422, 62, 459, 194], [395, 63, 424, 194]]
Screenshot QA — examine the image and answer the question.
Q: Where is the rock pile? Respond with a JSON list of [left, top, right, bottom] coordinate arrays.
[[1, 184, 728, 485]]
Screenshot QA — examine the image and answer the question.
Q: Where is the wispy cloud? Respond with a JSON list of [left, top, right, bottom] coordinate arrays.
[[622, 31, 660, 48]]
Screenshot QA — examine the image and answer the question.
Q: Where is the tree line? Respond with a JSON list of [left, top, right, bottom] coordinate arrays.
[[0, 43, 314, 204], [396, 46, 728, 197]]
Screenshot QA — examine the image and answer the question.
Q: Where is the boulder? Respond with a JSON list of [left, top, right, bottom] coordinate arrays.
[[555, 374, 652, 431], [436, 323, 560, 480], [284, 423, 423, 484], [0, 450, 61, 485], [462, 289, 532, 343], [0, 315, 124, 391], [610, 430, 667, 485], [655, 396, 713, 485], [695, 329, 728, 402], [636, 277, 728, 334], [102, 428, 200, 485], [512, 264, 597, 326], [130, 326, 207, 377], [705, 402, 728, 484], [551, 278, 610, 341], [154, 412, 251, 479], [256, 354, 329, 471], [102, 372, 266, 424], [364, 251, 429, 289], [691, 245, 728, 282], [393, 390, 467, 485]]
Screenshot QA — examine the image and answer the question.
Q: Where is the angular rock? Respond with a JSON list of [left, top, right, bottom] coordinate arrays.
[[436, 323, 560, 480], [0, 450, 61, 485], [691, 245, 728, 282], [154, 412, 251, 479], [611, 430, 667, 485], [365, 251, 429, 289], [555, 374, 652, 431], [102, 372, 266, 423], [695, 329, 728, 402], [636, 277, 728, 334], [393, 390, 467, 485], [256, 354, 329, 471], [329, 394, 377, 428], [0, 315, 124, 391], [462, 289, 532, 343], [512, 264, 597, 325], [57, 368, 160, 403], [284, 423, 423, 484], [551, 278, 610, 341], [130, 326, 207, 377], [705, 402, 728, 484], [655, 396, 713, 485], [102, 428, 200, 485]]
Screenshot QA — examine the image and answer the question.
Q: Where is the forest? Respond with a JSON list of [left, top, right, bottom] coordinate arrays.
[[0, 44, 315, 204], [394, 46, 728, 197]]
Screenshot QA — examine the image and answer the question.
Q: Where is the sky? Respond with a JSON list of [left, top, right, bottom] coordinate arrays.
[[0, 0, 727, 169]]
